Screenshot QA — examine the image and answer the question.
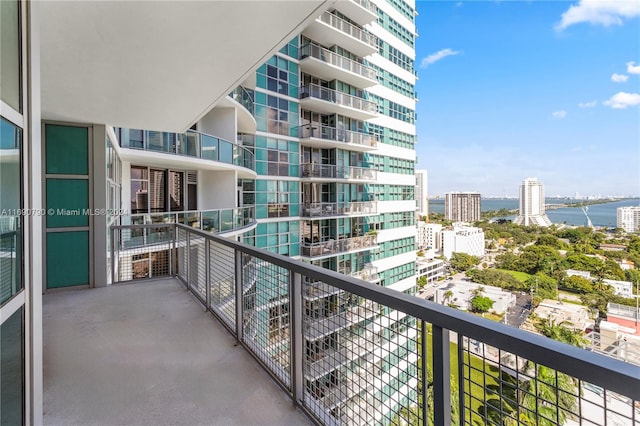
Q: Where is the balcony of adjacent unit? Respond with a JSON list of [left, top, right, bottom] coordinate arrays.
[[303, 11, 378, 58], [331, 0, 377, 26], [300, 201, 377, 218], [300, 163, 377, 182], [299, 42, 377, 88], [46, 222, 640, 426], [299, 83, 378, 120], [300, 234, 378, 259], [297, 124, 377, 152], [117, 129, 256, 178], [225, 86, 257, 134], [123, 206, 256, 240]]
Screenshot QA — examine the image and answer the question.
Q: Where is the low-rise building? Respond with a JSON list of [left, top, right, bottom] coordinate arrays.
[[533, 300, 591, 332], [566, 269, 591, 279], [434, 281, 515, 314], [441, 224, 485, 260], [603, 279, 634, 298], [606, 303, 640, 336], [416, 257, 445, 285]]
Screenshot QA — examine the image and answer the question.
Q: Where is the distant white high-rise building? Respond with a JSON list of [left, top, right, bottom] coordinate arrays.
[[445, 192, 481, 222], [617, 206, 640, 232], [514, 178, 552, 227], [415, 170, 428, 217]]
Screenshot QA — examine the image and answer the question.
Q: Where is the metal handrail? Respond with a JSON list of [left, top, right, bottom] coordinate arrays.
[[297, 124, 377, 148], [299, 42, 376, 80], [318, 11, 377, 48], [110, 222, 640, 425], [300, 162, 377, 181], [169, 222, 639, 400], [300, 83, 377, 113]]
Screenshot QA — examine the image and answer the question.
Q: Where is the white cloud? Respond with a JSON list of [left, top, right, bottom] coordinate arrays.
[[603, 92, 640, 109], [556, 0, 640, 31], [420, 48, 461, 68], [611, 73, 629, 83], [578, 100, 597, 108], [627, 61, 640, 74], [552, 110, 567, 119]]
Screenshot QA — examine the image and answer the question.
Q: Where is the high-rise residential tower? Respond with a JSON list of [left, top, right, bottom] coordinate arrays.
[[416, 169, 428, 218], [444, 192, 481, 222], [514, 178, 552, 227], [245, 2, 419, 422], [617, 206, 640, 233]]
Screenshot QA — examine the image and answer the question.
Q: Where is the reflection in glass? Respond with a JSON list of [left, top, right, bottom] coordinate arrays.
[[0, 307, 24, 425], [0, 117, 21, 305]]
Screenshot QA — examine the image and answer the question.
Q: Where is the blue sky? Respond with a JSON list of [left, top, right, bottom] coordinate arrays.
[[414, 0, 640, 197]]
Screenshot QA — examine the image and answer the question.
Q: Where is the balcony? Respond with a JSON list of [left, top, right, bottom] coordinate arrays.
[[300, 83, 378, 120], [300, 234, 378, 259], [298, 124, 377, 152], [43, 278, 310, 425], [299, 43, 377, 88], [117, 129, 256, 178], [126, 207, 256, 234], [303, 11, 378, 58], [301, 163, 377, 181], [300, 201, 377, 218], [227, 86, 256, 134], [332, 0, 378, 26], [97, 223, 639, 426]]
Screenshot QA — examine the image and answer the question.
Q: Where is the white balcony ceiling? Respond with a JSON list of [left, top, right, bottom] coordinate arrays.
[[40, 1, 331, 132]]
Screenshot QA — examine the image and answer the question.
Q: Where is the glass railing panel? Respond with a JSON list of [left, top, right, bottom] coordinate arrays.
[[219, 139, 233, 165], [177, 132, 199, 157], [220, 209, 233, 232], [116, 128, 254, 171], [201, 134, 219, 162], [177, 211, 200, 229], [200, 210, 219, 233], [146, 131, 174, 153]]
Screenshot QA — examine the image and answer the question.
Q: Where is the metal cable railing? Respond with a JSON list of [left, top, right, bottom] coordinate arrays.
[[112, 223, 640, 426]]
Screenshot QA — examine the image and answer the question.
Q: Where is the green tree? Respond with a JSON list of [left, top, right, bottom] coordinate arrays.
[[470, 295, 494, 313], [449, 252, 481, 272], [416, 275, 427, 291], [560, 275, 593, 294]]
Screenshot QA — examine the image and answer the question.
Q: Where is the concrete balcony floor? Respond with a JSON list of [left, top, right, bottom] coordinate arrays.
[[43, 278, 309, 426]]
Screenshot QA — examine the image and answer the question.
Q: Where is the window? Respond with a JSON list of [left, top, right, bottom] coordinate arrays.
[[130, 166, 196, 214], [254, 92, 299, 137]]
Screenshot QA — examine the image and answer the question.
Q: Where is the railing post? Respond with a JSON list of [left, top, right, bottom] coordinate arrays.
[[171, 225, 176, 276], [110, 226, 116, 284], [185, 231, 191, 291], [290, 271, 303, 406], [421, 320, 428, 426], [234, 250, 244, 342], [432, 325, 451, 426], [204, 239, 210, 312]]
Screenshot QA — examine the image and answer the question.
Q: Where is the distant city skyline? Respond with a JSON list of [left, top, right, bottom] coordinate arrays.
[[415, 1, 640, 198]]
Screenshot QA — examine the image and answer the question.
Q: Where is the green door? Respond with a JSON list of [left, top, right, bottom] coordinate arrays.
[[44, 124, 91, 289]]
